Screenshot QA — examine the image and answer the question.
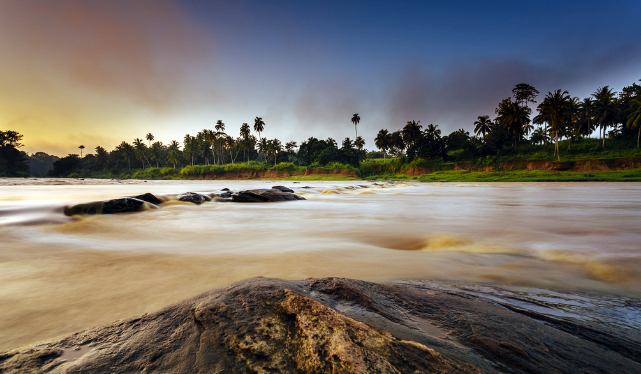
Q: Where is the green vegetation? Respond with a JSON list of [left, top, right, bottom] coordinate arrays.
[[3, 79, 641, 181]]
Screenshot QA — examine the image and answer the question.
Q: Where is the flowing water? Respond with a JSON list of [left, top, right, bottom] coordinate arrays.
[[0, 179, 640, 350]]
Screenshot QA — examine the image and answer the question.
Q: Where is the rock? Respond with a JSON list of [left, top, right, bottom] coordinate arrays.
[[2, 277, 639, 374], [219, 191, 232, 198], [232, 189, 305, 202], [213, 197, 232, 202], [132, 193, 162, 205], [271, 185, 294, 193], [63, 198, 148, 216], [177, 192, 211, 205], [221, 188, 230, 191]]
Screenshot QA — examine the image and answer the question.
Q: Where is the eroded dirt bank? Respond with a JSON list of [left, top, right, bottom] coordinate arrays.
[[2, 277, 639, 373]]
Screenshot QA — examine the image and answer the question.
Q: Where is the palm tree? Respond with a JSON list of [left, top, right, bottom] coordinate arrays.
[[342, 137, 353, 149], [354, 136, 365, 150], [626, 96, 641, 148], [257, 137, 268, 162], [577, 98, 594, 139], [183, 135, 198, 166], [149, 141, 164, 168], [145, 133, 154, 147], [167, 140, 181, 169], [566, 97, 580, 149], [351, 113, 360, 139], [215, 120, 225, 133], [132, 138, 150, 169], [116, 141, 134, 170], [375, 129, 390, 162], [254, 117, 265, 161], [592, 86, 619, 149], [538, 90, 570, 161], [495, 102, 530, 147], [95, 146, 108, 170], [285, 141, 297, 153], [473, 115, 492, 138], [78, 145, 85, 158], [402, 120, 422, 146], [267, 139, 282, 165], [530, 127, 549, 145]]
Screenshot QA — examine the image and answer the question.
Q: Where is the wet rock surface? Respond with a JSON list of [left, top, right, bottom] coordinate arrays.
[[232, 189, 305, 202], [132, 193, 163, 205], [2, 277, 639, 374], [63, 198, 148, 216], [177, 192, 211, 205], [271, 185, 294, 193]]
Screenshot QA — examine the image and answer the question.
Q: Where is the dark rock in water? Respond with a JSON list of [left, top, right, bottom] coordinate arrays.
[[177, 192, 211, 205], [132, 193, 162, 205], [271, 185, 294, 193], [221, 188, 230, 191], [219, 191, 232, 198], [2, 277, 639, 374], [213, 197, 232, 202], [232, 189, 305, 202], [63, 198, 148, 216], [102, 198, 146, 214], [301, 186, 312, 189]]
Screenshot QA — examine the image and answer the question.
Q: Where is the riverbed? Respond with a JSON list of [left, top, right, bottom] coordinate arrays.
[[0, 179, 639, 350]]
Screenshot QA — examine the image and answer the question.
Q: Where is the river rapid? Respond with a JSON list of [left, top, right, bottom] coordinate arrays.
[[0, 179, 639, 350]]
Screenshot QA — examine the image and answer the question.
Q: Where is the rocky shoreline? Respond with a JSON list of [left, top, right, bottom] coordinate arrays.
[[1, 277, 639, 373]]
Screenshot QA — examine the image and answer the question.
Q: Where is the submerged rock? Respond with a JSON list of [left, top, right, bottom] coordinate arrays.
[[232, 189, 305, 202], [132, 193, 163, 205], [271, 185, 294, 193], [177, 192, 211, 205], [63, 198, 149, 216], [2, 277, 639, 374]]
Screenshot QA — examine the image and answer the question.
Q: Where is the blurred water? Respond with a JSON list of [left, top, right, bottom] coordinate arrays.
[[0, 178, 639, 349]]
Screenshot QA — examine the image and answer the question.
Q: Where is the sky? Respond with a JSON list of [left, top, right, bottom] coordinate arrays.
[[1, 0, 640, 156]]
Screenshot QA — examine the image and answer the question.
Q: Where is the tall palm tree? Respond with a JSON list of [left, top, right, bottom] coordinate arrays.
[[566, 97, 580, 149], [145, 133, 154, 147], [402, 120, 422, 146], [257, 137, 268, 162], [354, 136, 365, 150], [116, 141, 134, 170], [132, 138, 150, 169], [473, 115, 492, 139], [351, 113, 360, 139], [149, 141, 164, 168], [577, 98, 594, 139], [495, 102, 530, 147], [375, 129, 390, 162], [626, 96, 641, 148], [183, 135, 198, 166], [253, 117, 265, 139], [167, 140, 181, 169], [78, 145, 85, 158], [538, 90, 570, 161], [239, 123, 251, 162], [95, 146, 108, 170], [592, 86, 619, 149]]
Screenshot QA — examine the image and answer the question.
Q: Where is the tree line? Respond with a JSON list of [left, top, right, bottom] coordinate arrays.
[[371, 80, 641, 163], [2, 79, 640, 177]]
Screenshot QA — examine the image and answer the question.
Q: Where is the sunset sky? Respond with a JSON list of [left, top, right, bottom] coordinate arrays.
[[1, 0, 640, 156]]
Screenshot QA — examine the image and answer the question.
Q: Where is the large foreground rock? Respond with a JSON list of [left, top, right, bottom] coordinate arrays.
[[1, 277, 639, 373], [63, 198, 152, 216], [232, 189, 305, 202]]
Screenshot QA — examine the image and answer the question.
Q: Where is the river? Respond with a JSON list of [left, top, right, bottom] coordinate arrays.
[[0, 179, 639, 350]]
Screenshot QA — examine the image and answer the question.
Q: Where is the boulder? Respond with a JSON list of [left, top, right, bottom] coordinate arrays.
[[177, 192, 211, 205], [232, 189, 305, 202], [221, 188, 230, 191], [2, 277, 638, 374], [271, 185, 294, 193], [213, 197, 232, 202], [219, 191, 232, 198], [132, 193, 162, 205], [63, 198, 148, 216]]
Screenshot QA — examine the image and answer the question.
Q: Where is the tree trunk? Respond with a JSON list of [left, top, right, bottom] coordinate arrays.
[[602, 125, 605, 149], [637, 126, 640, 148], [555, 131, 560, 162]]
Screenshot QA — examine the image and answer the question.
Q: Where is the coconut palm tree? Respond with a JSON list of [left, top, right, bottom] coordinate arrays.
[[145, 133, 154, 147], [116, 141, 134, 170], [95, 146, 108, 170], [132, 138, 150, 169], [253, 117, 265, 139], [78, 145, 85, 158], [402, 120, 422, 146], [538, 90, 570, 161], [149, 141, 164, 168], [354, 136, 365, 150], [167, 140, 181, 169], [592, 86, 619, 149], [183, 135, 198, 166], [375, 129, 390, 162], [577, 98, 594, 139], [473, 115, 492, 139], [626, 96, 641, 148], [351, 113, 360, 139], [495, 102, 530, 147], [530, 127, 548, 145]]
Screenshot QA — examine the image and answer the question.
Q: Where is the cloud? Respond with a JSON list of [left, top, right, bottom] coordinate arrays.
[[0, 0, 216, 110]]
